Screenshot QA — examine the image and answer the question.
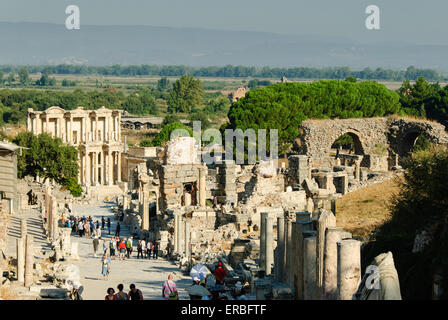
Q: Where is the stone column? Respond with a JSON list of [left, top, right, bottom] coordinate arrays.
[[93, 151, 98, 186], [68, 116, 73, 143], [259, 212, 267, 271], [56, 118, 60, 138], [177, 214, 183, 254], [354, 160, 361, 181], [323, 227, 343, 300], [173, 212, 179, 254], [184, 220, 190, 261], [16, 238, 25, 283], [337, 239, 361, 300], [94, 116, 98, 141], [27, 116, 32, 132], [140, 174, 150, 231], [265, 215, 274, 275], [303, 232, 317, 300], [293, 220, 313, 300], [108, 151, 113, 186], [81, 117, 86, 143], [198, 166, 207, 207], [44, 186, 51, 223], [275, 215, 285, 282], [117, 152, 122, 183], [50, 196, 58, 240], [316, 209, 336, 299], [104, 115, 108, 141], [85, 152, 91, 187], [284, 212, 294, 285], [184, 193, 192, 207], [21, 219, 27, 239], [24, 235, 34, 287], [52, 211, 59, 241]]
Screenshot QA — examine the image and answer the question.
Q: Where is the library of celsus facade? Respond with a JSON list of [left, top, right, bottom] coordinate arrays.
[[27, 106, 124, 188]]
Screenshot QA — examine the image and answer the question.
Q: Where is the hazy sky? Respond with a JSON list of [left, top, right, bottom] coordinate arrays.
[[0, 0, 446, 45]]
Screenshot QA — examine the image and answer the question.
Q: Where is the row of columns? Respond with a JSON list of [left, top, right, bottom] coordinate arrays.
[[80, 150, 121, 186], [28, 114, 121, 144], [266, 208, 362, 300]]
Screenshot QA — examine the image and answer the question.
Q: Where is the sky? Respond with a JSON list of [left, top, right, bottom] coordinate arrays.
[[0, 0, 446, 45]]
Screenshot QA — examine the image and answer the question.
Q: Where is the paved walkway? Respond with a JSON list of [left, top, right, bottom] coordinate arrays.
[[71, 202, 192, 300]]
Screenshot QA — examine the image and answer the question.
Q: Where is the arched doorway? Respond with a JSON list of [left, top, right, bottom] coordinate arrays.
[[331, 132, 364, 157], [400, 131, 430, 156]]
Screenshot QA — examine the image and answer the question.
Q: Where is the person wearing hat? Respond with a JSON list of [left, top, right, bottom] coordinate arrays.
[[213, 261, 226, 285]]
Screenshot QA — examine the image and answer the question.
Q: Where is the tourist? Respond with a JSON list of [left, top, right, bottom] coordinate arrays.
[[115, 222, 121, 237], [146, 241, 152, 259], [78, 220, 84, 237], [162, 274, 178, 300], [153, 242, 159, 259], [110, 237, 116, 259], [126, 237, 133, 258], [93, 236, 99, 257], [127, 284, 144, 300], [103, 240, 109, 256], [118, 238, 126, 260], [97, 226, 102, 239], [84, 221, 90, 237], [105, 288, 116, 300], [137, 240, 143, 259], [101, 217, 105, 229], [247, 217, 252, 232], [96, 220, 100, 230], [101, 254, 111, 280], [107, 218, 111, 235], [213, 261, 226, 285], [115, 284, 127, 300], [141, 239, 146, 258]]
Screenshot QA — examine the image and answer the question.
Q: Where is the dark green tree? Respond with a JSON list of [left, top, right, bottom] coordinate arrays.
[[167, 75, 204, 113], [13, 132, 81, 196], [18, 68, 29, 86], [157, 77, 170, 91], [228, 80, 402, 153], [7, 72, 15, 85]]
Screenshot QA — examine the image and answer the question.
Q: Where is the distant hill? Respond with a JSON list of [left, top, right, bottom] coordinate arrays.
[[1, 21, 448, 71]]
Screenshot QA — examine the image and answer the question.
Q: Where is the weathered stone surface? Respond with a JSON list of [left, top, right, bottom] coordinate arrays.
[[165, 137, 198, 165]]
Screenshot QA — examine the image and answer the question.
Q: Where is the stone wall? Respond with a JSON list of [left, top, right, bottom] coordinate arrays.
[[296, 117, 448, 169], [159, 164, 202, 210]]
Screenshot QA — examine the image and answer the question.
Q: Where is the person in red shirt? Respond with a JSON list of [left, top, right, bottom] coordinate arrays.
[[213, 261, 226, 284], [118, 239, 126, 260]]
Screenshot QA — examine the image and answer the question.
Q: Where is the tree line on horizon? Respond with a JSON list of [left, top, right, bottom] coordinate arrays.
[[0, 64, 444, 81]]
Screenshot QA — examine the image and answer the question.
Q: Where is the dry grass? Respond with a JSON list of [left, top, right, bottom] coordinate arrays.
[[336, 177, 402, 241]]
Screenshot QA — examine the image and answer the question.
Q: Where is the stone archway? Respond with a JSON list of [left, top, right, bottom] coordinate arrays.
[[331, 131, 365, 156]]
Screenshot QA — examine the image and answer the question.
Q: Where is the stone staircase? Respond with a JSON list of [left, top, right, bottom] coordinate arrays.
[[5, 208, 52, 259]]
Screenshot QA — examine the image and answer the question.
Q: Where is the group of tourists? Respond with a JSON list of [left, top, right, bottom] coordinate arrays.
[[105, 283, 144, 300], [67, 215, 111, 238], [94, 235, 162, 281], [98, 236, 160, 261]]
